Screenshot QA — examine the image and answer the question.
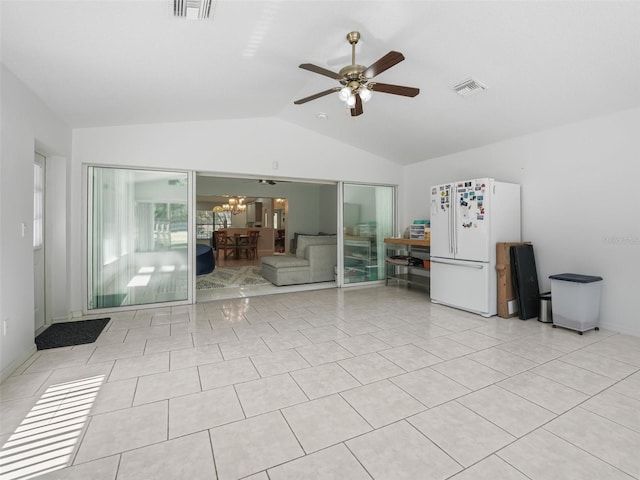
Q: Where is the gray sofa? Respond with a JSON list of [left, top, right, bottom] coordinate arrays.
[[261, 235, 336, 286]]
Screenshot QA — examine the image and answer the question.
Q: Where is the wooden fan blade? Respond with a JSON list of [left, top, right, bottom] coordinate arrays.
[[370, 82, 420, 97], [363, 51, 405, 78], [298, 63, 344, 80], [294, 87, 340, 105], [351, 94, 363, 116]]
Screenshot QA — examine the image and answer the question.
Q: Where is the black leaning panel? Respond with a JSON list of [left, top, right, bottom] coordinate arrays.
[[510, 244, 540, 320]]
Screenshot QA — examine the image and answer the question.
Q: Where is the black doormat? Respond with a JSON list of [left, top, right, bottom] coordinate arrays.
[[35, 318, 111, 350]]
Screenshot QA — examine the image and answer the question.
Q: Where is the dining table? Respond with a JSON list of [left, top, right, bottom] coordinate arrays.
[[227, 234, 249, 258]]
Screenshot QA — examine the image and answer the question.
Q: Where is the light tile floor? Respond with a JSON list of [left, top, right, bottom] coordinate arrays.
[[2, 286, 640, 480]]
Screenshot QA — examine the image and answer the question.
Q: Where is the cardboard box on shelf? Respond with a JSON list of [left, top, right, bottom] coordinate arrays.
[[496, 242, 531, 318]]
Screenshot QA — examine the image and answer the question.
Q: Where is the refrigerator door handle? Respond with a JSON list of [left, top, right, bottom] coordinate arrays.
[[448, 203, 453, 254], [452, 189, 457, 255], [449, 186, 455, 255], [431, 259, 484, 270]]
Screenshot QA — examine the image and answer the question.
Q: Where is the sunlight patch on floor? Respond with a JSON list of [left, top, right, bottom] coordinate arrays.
[[0, 375, 105, 480]]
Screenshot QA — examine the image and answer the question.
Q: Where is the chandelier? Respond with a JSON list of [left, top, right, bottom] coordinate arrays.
[[222, 196, 246, 215]]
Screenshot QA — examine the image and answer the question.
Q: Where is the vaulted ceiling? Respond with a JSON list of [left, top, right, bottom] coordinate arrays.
[[2, 1, 639, 165]]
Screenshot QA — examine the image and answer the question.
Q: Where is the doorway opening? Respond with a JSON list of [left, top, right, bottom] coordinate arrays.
[[195, 174, 338, 301]]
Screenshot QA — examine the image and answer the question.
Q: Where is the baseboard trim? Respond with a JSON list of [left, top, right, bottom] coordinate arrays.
[[0, 344, 38, 383], [599, 320, 640, 338]]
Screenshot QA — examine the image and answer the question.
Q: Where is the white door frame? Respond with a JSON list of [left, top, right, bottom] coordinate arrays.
[[34, 152, 46, 334]]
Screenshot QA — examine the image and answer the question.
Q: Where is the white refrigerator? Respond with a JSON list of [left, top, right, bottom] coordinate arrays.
[[430, 178, 521, 317]]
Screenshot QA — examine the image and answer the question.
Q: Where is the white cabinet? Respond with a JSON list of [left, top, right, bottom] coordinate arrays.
[[246, 202, 263, 224]]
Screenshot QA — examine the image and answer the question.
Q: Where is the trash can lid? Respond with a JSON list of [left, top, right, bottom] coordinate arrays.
[[549, 273, 603, 283]]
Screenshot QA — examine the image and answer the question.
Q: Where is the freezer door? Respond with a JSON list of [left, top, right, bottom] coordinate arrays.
[[454, 179, 491, 262], [430, 183, 454, 258], [430, 258, 491, 316]]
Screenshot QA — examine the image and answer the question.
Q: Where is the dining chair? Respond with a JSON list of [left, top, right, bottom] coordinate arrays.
[[275, 229, 285, 252], [234, 233, 251, 259], [247, 230, 260, 259], [214, 230, 233, 259]]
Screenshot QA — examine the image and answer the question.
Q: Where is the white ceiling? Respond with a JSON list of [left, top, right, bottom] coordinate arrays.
[[2, 1, 640, 165]]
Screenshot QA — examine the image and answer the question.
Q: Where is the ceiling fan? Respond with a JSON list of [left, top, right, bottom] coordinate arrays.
[[294, 31, 420, 117]]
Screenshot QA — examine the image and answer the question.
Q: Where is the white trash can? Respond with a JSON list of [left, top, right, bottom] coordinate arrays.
[[549, 273, 603, 334]]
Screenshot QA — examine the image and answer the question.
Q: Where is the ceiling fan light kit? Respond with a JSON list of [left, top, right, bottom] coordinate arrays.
[[338, 86, 351, 102], [294, 31, 419, 117], [359, 87, 372, 103]]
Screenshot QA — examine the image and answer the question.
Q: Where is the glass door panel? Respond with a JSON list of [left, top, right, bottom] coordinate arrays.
[[343, 184, 394, 284], [88, 167, 190, 309]]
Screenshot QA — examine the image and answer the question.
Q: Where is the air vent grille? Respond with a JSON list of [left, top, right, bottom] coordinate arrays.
[[452, 78, 487, 97], [173, 0, 214, 20]]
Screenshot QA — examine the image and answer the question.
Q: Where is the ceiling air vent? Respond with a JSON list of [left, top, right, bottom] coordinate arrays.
[[173, 0, 215, 20], [452, 78, 487, 97]]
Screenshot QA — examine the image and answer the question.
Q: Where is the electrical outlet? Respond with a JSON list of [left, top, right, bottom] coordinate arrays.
[[3, 319, 8, 336], [272, 161, 278, 170]]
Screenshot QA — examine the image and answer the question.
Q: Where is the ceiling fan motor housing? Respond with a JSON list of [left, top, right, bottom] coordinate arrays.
[[339, 65, 368, 92]]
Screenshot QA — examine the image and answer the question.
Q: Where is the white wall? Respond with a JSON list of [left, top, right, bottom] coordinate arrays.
[[46, 155, 69, 324], [0, 65, 72, 381], [404, 107, 640, 336], [72, 119, 401, 313]]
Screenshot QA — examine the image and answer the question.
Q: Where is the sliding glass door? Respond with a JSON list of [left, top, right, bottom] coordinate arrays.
[[343, 183, 395, 284], [88, 167, 191, 309]]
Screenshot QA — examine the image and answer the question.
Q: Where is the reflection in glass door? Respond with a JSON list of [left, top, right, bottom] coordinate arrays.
[[343, 184, 394, 285], [88, 167, 190, 309]]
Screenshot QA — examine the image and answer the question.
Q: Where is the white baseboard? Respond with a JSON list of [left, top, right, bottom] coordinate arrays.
[[599, 320, 640, 338], [0, 344, 38, 383]]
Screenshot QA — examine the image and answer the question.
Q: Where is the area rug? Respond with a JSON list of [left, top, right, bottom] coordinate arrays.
[[35, 318, 110, 350], [196, 266, 271, 290]]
